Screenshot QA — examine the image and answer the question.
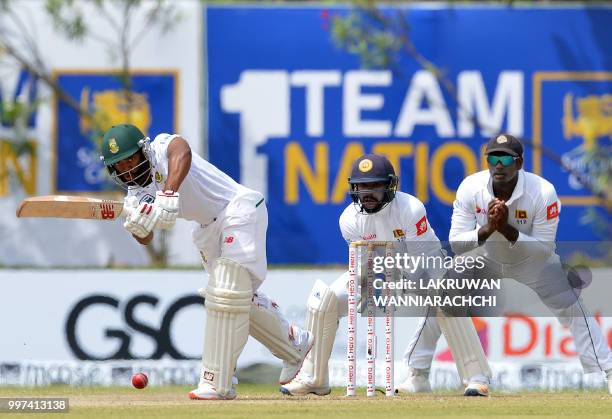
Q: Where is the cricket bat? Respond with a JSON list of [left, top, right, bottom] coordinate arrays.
[[16, 195, 126, 220]]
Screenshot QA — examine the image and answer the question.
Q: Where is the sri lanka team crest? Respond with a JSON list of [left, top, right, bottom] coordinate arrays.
[[80, 88, 152, 136], [562, 92, 611, 151], [515, 210, 528, 219], [358, 159, 373, 172], [532, 72, 612, 205], [54, 71, 177, 193]]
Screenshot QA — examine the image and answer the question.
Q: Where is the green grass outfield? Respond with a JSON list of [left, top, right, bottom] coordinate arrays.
[[1, 384, 611, 419]]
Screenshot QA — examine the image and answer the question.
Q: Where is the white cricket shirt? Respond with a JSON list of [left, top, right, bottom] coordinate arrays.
[[339, 191, 440, 244], [126, 133, 243, 225], [449, 169, 560, 264]]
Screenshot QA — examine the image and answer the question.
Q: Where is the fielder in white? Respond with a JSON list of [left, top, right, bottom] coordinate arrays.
[[401, 134, 612, 394], [99, 124, 313, 400], [281, 154, 491, 397]]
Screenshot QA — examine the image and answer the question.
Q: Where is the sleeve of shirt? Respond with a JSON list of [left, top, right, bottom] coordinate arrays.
[[400, 198, 441, 254], [403, 198, 433, 241], [151, 133, 178, 157], [339, 209, 360, 244], [509, 183, 559, 257], [397, 198, 446, 279], [449, 179, 480, 255]]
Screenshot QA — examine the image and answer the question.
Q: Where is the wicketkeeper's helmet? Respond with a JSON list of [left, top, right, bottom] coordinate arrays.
[[348, 154, 398, 213]]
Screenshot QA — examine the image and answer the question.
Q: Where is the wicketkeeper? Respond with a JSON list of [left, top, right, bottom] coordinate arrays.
[[281, 154, 491, 397], [99, 124, 313, 400]]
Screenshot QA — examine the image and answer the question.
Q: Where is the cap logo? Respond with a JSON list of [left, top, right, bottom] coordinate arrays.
[[109, 138, 119, 154], [496, 135, 508, 144], [358, 159, 373, 172]]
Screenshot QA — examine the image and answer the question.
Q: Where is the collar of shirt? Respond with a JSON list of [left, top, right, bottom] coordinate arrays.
[[486, 169, 525, 206]]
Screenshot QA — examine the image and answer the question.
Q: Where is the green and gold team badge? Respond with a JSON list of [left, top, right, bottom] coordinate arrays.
[[155, 172, 163, 183], [109, 138, 119, 154], [358, 159, 373, 172]]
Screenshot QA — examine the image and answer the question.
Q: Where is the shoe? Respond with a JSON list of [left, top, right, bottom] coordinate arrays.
[[188, 377, 238, 400], [280, 375, 331, 396], [395, 368, 432, 393], [279, 330, 315, 385], [464, 382, 489, 397]]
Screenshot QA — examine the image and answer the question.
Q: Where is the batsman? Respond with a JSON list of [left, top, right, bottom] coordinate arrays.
[[281, 154, 491, 397], [99, 124, 313, 400]]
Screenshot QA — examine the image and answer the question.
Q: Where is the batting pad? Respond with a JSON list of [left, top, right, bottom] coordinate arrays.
[[200, 258, 253, 395], [299, 280, 338, 386], [437, 313, 491, 384], [250, 293, 302, 364]]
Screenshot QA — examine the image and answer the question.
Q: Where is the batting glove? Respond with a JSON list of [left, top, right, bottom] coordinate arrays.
[[122, 196, 140, 219], [124, 202, 161, 238], [155, 190, 180, 230]]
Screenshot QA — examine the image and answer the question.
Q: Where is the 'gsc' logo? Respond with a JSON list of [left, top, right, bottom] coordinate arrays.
[[65, 294, 203, 360]]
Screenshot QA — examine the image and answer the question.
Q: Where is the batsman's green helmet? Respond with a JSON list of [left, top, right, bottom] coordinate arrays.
[[100, 124, 147, 166]]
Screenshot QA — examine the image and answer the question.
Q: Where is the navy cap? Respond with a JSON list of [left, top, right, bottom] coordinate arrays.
[[349, 154, 396, 184], [485, 134, 523, 157]]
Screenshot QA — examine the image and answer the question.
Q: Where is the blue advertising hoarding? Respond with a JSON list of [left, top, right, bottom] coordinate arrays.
[[54, 71, 177, 193], [206, 6, 610, 264]]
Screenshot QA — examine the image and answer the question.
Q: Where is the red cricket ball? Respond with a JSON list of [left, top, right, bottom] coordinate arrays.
[[131, 372, 148, 389]]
